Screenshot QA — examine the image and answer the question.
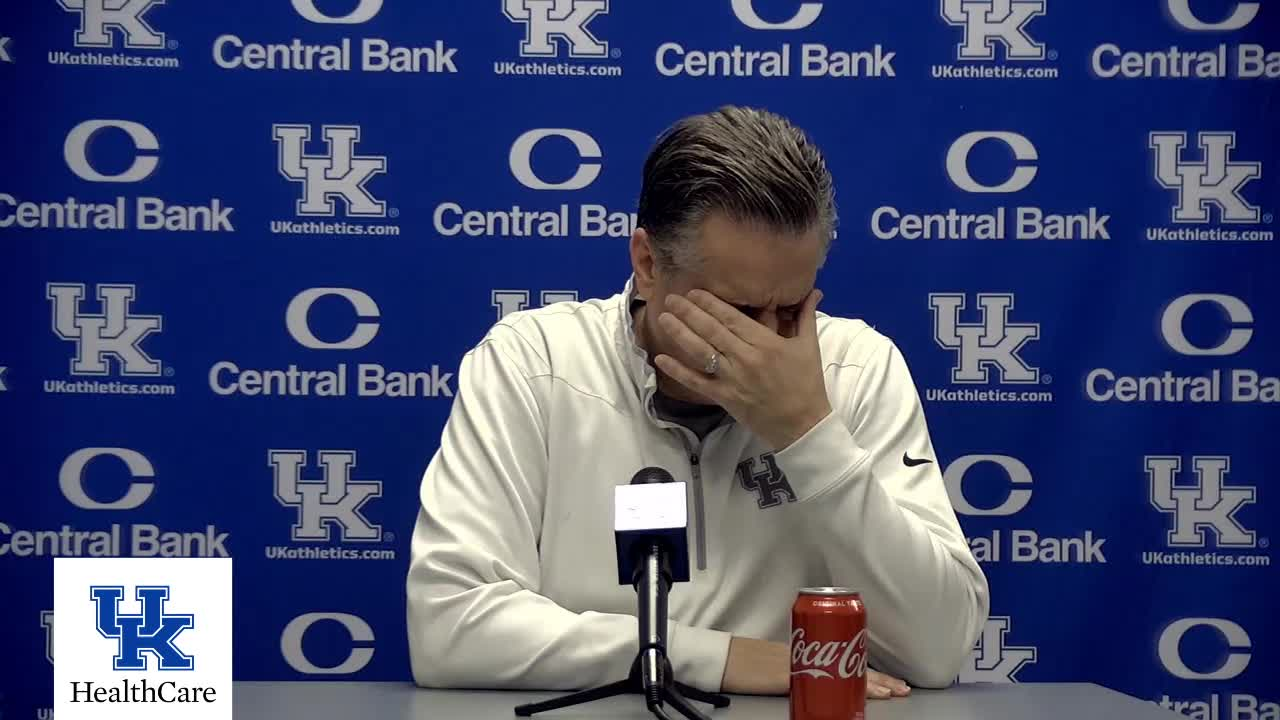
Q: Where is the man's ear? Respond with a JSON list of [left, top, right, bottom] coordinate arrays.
[[630, 228, 657, 301]]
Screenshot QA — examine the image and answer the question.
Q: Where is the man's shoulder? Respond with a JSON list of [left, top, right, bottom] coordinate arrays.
[[476, 293, 624, 377]]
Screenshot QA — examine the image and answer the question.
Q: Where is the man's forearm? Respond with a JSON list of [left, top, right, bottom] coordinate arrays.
[[771, 414, 988, 686]]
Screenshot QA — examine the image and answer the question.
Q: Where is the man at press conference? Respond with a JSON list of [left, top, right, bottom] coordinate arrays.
[[405, 106, 989, 697]]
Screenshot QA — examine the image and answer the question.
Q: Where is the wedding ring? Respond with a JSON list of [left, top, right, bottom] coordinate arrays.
[[703, 352, 720, 376]]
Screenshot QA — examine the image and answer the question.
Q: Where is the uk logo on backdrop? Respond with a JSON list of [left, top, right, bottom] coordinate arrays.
[[493, 290, 581, 320], [212, 0, 458, 74], [44, 282, 177, 397], [870, 131, 1110, 240], [53, 557, 232, 720], [0, 33, 13, 63], [266, 449, 398, 561], [270, 124, 400, 237], [656, 0, 896, 79], [1142, 455, 1270, 568], [1093, 0, 1278, 79], [925, 293, 1054, 404], [434, 128, 635, 240], [959, 616, 1037, 683], [54, 0, 179, 69], [1147, 131, 1271, 242], [935, 0, 1059, 79], [1085, 293, 1277, 403], [946, 454, 1106, 563], [498, 0, 621, 78]]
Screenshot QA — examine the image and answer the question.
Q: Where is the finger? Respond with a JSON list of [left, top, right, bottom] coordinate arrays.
[[657, 311, 732, 379], [684, 289, 777, 346], [665, 294, 754, 360], [870, 670, 911, 696], [653, 354, 723, 401], [797, 288, 823, 340], [867, 682, 893, 700], [884, 679, 910, 697]]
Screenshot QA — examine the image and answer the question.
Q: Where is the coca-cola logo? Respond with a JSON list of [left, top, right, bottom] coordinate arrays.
[[791, 627, 869, 680]]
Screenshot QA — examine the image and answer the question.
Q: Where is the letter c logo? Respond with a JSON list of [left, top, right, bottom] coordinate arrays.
[[944, 455, 1033, 516], [1158, 618, 1251, 680], [946, 132, 1039, 194], [1166, 0, 1259, 31], [60, 448, 156, 510], [509, 129, 603, 191], [291, 0, 383, 24], [64, 120, 160, 183], [731, 0, 824, 29], [1160, 294, 1253, 356], [286, 288, 381, 350], [281, 613, 376, 675]]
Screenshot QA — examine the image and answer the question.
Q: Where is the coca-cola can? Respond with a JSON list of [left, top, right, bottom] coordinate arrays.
[[790, 587, 868, 720]]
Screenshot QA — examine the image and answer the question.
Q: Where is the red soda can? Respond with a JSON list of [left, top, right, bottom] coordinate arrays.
[[790, 587, 868, 720]]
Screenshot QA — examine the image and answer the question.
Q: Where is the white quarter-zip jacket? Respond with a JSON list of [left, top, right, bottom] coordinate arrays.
[[406, 277, 989, 692]]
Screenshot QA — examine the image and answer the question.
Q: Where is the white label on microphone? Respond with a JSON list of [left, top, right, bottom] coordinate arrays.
[[614, 483, 688, 532]]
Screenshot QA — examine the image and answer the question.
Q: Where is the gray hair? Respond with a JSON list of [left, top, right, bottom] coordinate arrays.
[[636, 106, 837, 272]]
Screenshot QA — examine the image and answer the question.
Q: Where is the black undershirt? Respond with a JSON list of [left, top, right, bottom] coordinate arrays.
[[652, 390, 727, 442]]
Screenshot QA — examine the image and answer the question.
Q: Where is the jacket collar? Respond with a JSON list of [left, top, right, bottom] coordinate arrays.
[[613, 274, 663, 424]]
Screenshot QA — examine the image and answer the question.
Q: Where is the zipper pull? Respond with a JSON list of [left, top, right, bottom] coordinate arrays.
[[690, 454, 700, 466]]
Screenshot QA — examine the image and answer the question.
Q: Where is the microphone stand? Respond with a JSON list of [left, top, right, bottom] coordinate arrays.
[[514, 543, 730, 720]]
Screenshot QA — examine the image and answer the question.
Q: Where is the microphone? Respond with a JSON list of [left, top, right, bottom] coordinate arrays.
[[514, 468, 727, 720], [614, 468, 690, 715], [614, 467, 691, 584]]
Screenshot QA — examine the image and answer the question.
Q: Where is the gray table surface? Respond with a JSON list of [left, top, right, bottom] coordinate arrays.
[[233, 681, 1182, 719]]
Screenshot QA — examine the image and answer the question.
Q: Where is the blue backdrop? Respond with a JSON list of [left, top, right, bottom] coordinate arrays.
[[2, 1, 1276, 719]]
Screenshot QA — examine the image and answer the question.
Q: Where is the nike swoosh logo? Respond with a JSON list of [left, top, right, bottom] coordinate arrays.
[[903, 453, 932, 468]]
